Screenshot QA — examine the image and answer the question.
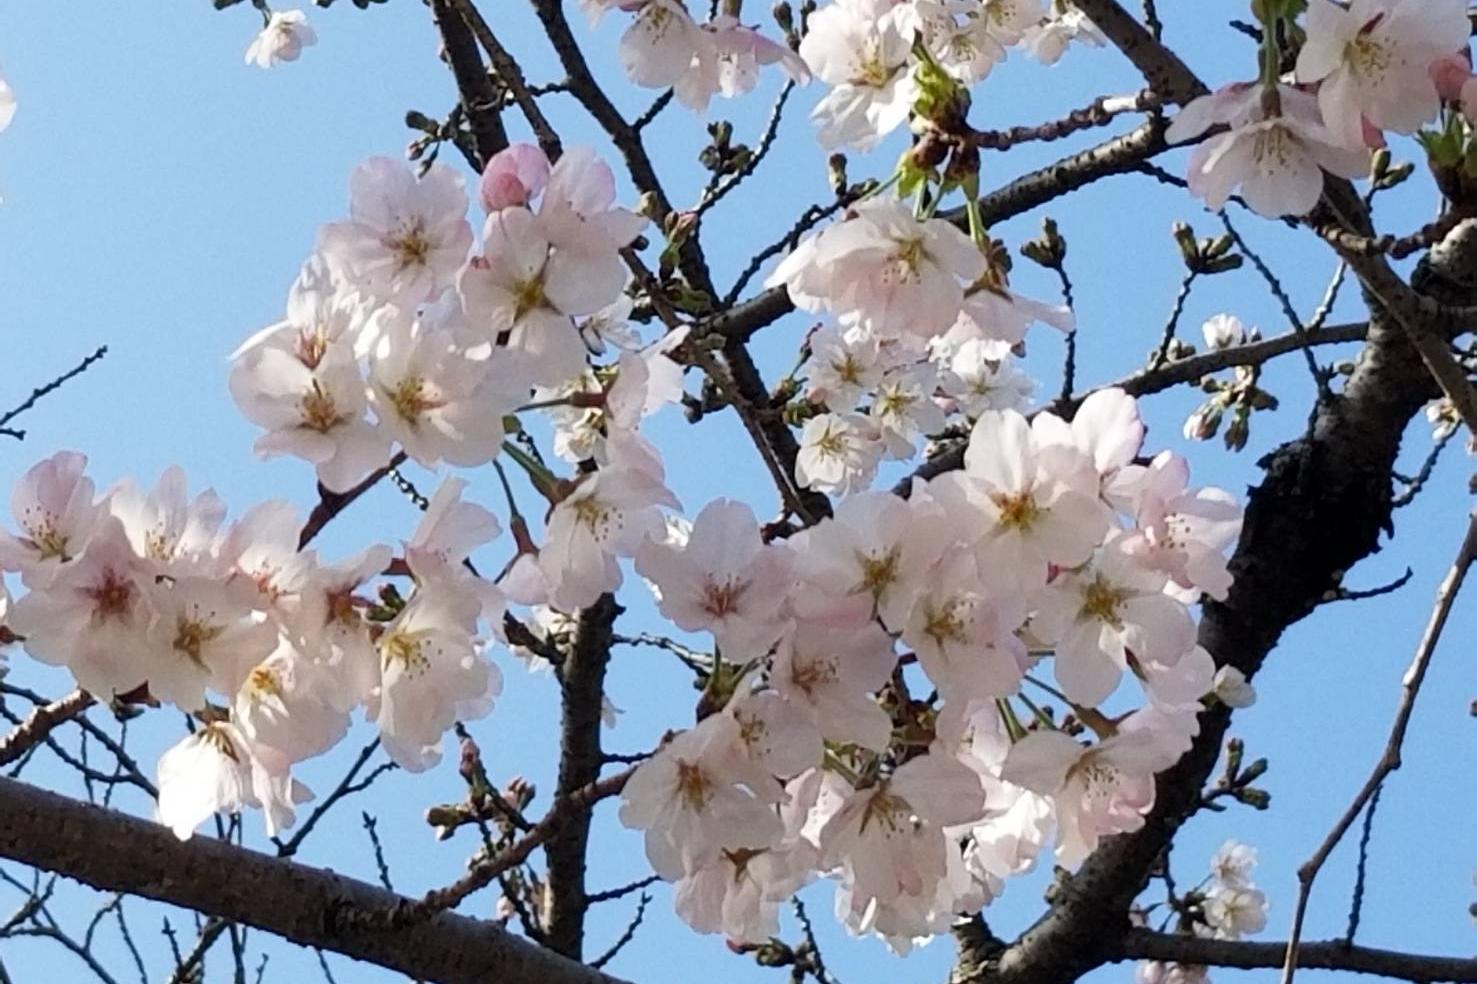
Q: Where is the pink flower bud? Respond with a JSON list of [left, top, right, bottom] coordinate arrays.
[[478, 143, 549, 212], [1430, 52, 1474, 101]]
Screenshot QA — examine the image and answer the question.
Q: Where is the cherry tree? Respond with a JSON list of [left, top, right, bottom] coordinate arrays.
[[0, 1, 1475, 983]]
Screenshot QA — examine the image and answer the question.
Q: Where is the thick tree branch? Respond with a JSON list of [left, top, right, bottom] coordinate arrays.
[[952, 215, 1477, 984], [1117, 929, 1477, 982], [544, 593, 622, 958], [0, 776, 628, 984], [430, 0, 509, 168]]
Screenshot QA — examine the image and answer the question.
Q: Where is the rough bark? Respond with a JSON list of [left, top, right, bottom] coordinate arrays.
[[0, 775, 628, 984], [543, 593, 622, 958]]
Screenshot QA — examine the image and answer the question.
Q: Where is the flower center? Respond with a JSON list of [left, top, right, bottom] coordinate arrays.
[[382, 631, 430, 675], [992, 491, 1040, 531], [392, 225, 432, 270], [85, 570, 134, 621], [300, 382, 342, 433], [675, 759, 713, 812], [388, 376, 441, 427], [701, 576, 749, 618], [1081, 577, 1128, 628], [172, 616, 225, 667]]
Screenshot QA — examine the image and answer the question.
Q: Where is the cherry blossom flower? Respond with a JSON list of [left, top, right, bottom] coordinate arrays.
[[535, 146, 648, 257], [936, 341, 1035, 417], [404, 478, 501, 581], [318, 158, 472, 304], [368, 583, 500, 771], [675, 17, 810, 113], [940, 409, 1111, 590], [1203, 884, 1269, 939], [807, 325, 883, 411], [1002, 728, 1160, 867], [770, 605, 896, 751], [288, 543, 391, 708], [791, 490, 951, 630], [800, 0, 917, 149], [635, 498, 793, 659], [870, 366, 947, 459], [366, 312, 509, 468], [795, 411, 882, 495], [1120, 451, 1241, 601], [818, 751, 987, 942], [947, 278, 1076, 354], [141, 576, 276, 710], [1296, 0, 1468, 148], [479, 144, 550, 212], [914, 0, 1004, 84], [9, 520, 152, 698], [233, 640, 350, 766], [1166, 83, 1367, 218], [769, 200, 986, 337], [1022, 3, 1105, 65], [902, 548, 1028, 701], [1201, 313, 1248, 351], [618, 712, 784, 878], [539, 464, 679, 612], [717, 688, 822, 800], [107, 466, 227, 576], [1033, 535, 1197, 707], [220, 501, 318, 618], [245, 10, 317, 69], [156, 722, 309, 839], [0, 451, 104, 587], [457, 208, 601, 387], [1209, 839, 1259, 889], [230, 278, 389, 492]]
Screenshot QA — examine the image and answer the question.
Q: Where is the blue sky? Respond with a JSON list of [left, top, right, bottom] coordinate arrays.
[[0, 2, 1472, 982]]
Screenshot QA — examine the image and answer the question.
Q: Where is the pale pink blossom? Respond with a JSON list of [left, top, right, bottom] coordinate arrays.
[[107, 466, 227, 577], [479, 144, 550, 212], [245, 10, 317, 69], [1033, 536, 1197, 707], [769, 200, 986, 337], [0, 451, 104, 587], [156, 722, 310, 839], [770, 605, 896, 751], [539, 465, 679, 611], [618, 713, 784, 878], [635, 498, 793, 659], [1167, 84, 1368, 218], [141, 576, 276, 710], [9, 520, 151, 698], [800, 0, 917, 149], [795, 411, 882, 495], [1002, 728, 1160, 867], [1296, 0, 1468, 147], [368, 583, 500, 771], [318, 158, 472, 304], [366, 313, 509, 468]]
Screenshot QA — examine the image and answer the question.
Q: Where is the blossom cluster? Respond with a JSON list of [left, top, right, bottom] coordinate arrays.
[[617, 383, 1245, 948], [1164, 0, 1473, 217], [0, 453, 501, 838], [1135, 839, 1270, 984]]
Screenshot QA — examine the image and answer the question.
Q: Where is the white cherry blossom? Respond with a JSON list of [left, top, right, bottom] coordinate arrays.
[[245, 10, 317, 69]]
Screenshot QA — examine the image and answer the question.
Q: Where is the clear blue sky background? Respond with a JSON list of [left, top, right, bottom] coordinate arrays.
[[0, 2, 1472, 982]]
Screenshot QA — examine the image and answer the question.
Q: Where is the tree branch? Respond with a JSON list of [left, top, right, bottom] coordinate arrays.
[[544, 594, 622, 958], [1117, 929, 1477, 982], [1280, 510, 1477, 982], [0, 776, 628, 984]]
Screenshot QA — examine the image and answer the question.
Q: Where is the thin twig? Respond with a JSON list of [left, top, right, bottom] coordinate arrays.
[[1280, 511, 1477, 983], [0, 346, 108, 440]]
